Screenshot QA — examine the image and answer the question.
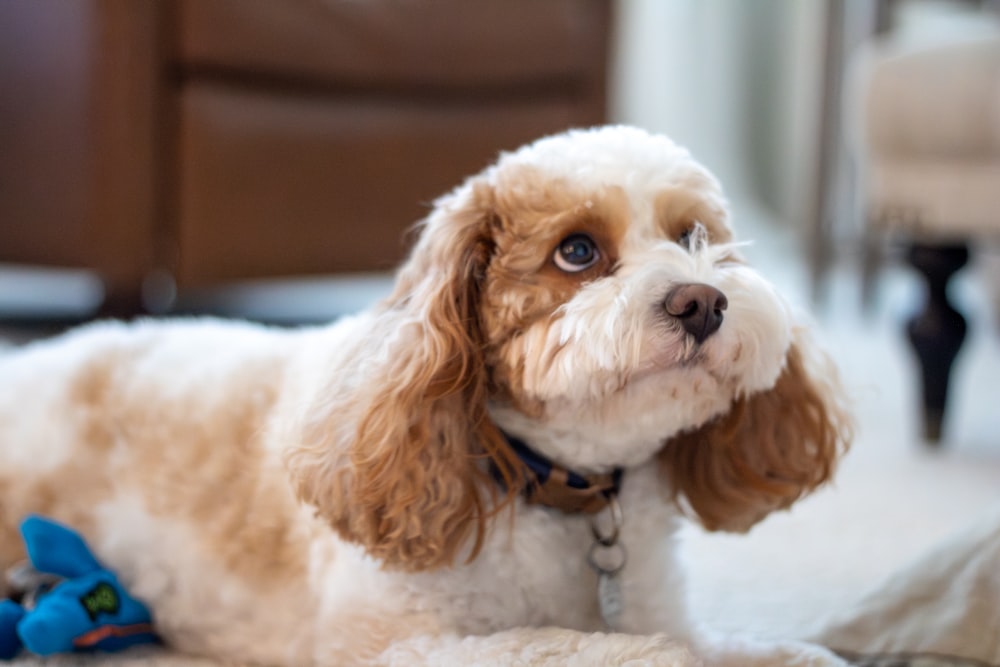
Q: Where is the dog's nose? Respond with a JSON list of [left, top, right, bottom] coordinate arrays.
[[664, 283, 728, 344]]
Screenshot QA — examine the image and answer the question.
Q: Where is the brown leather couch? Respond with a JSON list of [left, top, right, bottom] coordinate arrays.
[[0, 0, 610, 316]]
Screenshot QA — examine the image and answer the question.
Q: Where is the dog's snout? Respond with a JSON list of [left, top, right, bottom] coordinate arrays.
[[664, 283, 728, 344]]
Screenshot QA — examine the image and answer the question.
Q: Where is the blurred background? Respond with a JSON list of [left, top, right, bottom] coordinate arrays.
[[0, 0, 928, 321], [1, 0, 999, 639], [1, 0, 996, 317]]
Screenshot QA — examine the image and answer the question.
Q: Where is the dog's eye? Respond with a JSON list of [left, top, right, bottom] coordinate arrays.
[[553, 234, 600, 272], [678, 222, 708, 251]]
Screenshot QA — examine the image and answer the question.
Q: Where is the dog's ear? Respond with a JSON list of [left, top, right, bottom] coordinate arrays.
[[659, 332, 851, 532], [285, 179, 521, 572]]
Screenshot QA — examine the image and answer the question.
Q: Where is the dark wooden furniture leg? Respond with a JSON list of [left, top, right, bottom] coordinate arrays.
[[98, 284, 146, 320], [905, 243, 968, 443]]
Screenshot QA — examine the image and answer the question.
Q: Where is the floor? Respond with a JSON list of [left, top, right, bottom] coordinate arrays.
[[2, 205, 999, 647]]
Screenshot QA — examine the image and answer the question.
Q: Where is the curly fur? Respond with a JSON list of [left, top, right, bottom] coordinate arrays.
[[286, 187, 524, 571], [661, 338, 851, 532], [0, 126, 851, 666]]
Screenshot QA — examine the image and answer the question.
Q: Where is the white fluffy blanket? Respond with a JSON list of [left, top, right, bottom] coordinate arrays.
[[814, 506, 1000, 666]]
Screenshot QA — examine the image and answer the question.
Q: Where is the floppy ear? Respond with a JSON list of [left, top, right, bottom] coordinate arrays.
[[659, 331, 851, 532], [285, 179, 521, 572]]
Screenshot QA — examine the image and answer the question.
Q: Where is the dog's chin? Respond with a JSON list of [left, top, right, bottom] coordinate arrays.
[[490, 319, 792, 471], [624, 344, 711, 388], [500, 337, 796, 472], [492, 356, 753, 473]]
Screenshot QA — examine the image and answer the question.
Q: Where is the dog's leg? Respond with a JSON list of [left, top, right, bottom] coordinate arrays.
[[375, 628, 699, 667]]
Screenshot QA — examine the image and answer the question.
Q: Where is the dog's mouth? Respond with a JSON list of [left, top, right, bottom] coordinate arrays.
[[621, 333, 736, 391], [633, 331, 711, 373], [621, 356, 702, 392]]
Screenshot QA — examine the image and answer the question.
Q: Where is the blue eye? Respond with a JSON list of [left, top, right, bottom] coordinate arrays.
[[553, 234, 599, 272]]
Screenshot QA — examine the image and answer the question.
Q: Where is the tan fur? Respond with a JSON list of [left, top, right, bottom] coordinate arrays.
[[286, 179, 524, 571], [484, 178, 629, 330], [655, 184, 732, 244], [0, 339, 310, 591], [0, 354, 128, 562], [659, 340, 852, 532], [480, 178, 631, 412]]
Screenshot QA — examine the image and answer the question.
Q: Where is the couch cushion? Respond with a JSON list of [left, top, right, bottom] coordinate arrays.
[[174, 81, 590, 285], [175, 0, 609, 91]]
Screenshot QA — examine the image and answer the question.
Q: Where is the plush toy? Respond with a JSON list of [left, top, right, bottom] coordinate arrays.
[[0, 515, 158, 659]]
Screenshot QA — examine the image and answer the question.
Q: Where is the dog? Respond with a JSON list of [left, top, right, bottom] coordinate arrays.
[[0, 126, 851, 666]]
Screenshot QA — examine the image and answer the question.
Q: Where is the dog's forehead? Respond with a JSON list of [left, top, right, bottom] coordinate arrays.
[[491, 127, 731, 241], [500, 126, 706, 185]]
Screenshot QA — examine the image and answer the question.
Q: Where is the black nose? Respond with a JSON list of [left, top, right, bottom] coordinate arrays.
[[664, 283, 728, 344]]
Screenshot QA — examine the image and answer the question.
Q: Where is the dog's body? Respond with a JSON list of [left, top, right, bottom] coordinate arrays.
[[0, 127, 850, 665], [0, 318, 682, 662]]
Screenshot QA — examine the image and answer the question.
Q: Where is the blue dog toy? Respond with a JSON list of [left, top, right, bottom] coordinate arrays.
[[0, 516, 157, 658]]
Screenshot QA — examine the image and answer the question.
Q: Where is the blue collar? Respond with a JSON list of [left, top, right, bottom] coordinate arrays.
[[500, 433, 623, 514]]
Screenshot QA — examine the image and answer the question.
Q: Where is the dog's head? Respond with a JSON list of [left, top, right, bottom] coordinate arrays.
[[286, 126, 851, 570]]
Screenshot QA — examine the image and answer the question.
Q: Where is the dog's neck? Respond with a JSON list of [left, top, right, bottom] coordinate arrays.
[[499, 432, 623, 514]]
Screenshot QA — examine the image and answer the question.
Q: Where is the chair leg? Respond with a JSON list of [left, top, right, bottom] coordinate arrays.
[[905, 243, 968, 443]]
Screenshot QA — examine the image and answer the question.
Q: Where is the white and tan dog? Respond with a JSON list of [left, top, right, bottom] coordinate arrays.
[[0, 126, 851, 666]]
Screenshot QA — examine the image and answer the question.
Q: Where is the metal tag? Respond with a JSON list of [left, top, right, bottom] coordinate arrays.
[[597, 570, 624, 630]]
